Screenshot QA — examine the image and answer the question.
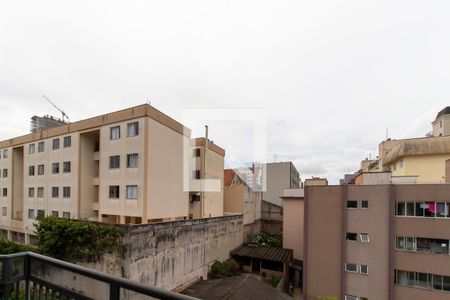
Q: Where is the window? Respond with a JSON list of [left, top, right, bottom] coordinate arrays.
[[28, 209, 34, 219], [416, 272, 430, 289], [126, 185, 138, 199], [2, 149, 7, 159], [126, 154, 138, 168], [28, 188, 35, 198], [360, 265, 368, 275], [63, 187, 71, 198], [37, 187, 44, 198], [396, 202, 406, 216], [192, 170, 201, 180], [436, 202, 447, 218], [52, 163, 60, 174], [2, 169, 7, 178], [52, 138, 60, 150], [110, 126, 120, 140], [361, 200, 369, 209], [406, 202, 415, 216], [52, 187, 59, 198], [109, 156, 120, 169], [399, 160, 404, 168], [63, 161, 71, 173], [51, 211, 59, 217], [396, 237, 405, 250], [433, 275, 443, 291], [2, 188, 7, 197], [109, 186, 120, 199], [37, 164, 44, 175], [424, 202, 435, 218], [37, 210, 45, 219], [406, 237, 416, 251], [345, 263, 358, 273], [127, 122, 139, 137], [63, 136, 71, 148], [28, 166, 35, 176], [346, 232, 358, 241], [415, 202, 424, 216], [193, 148, 201, 157], [29, 144, 35, 154], [440, 120, 443, 128], [347, 200, 358, 209], [38, 142, 45, 153], [2, 207, 6, 217], [62, 212, 70, 219], [360, 233, 370, 243]]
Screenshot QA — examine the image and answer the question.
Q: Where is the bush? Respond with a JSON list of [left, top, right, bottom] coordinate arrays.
[[35, 216, 125, 262], [0, 239, 37, 254], [318, 295, 339, 300], [210, 259, 240, 277], [248, 232, 282, 248], [264, 274, 282, 287]]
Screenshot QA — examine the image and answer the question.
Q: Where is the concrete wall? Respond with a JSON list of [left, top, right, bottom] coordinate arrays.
[[432, 114, 450, 137]]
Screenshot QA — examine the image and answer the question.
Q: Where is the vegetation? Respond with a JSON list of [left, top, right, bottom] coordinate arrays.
[[35, 216, 125, 262], [0, 238, 37, 254], [264, 274, 282, 288], [210, 259, 240, 277], [248, 232, 282, 248]]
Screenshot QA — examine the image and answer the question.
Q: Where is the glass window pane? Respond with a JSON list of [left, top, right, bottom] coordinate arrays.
[[437, 202, 447, 218], [433, 274, 443, 291], [397, 202, 406, 216], [406, 202, 415, 216], [416, 272, 430, 289], [396, 237, 405, 250], [424, 202, 436, 217], [443, 276, 450, 292], [406, 237, 415, 251], [415, 202, 424, 217], [396, 270, 407, 285]]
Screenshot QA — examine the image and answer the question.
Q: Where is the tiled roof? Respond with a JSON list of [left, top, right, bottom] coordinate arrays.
[[224, 169, 236, 187], [230, 245, 293, 263]]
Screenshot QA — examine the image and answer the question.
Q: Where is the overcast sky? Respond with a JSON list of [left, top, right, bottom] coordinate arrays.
[[1, 1, 450, 183]]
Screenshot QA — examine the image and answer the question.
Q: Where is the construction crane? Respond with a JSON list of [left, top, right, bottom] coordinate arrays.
[[42, 95, 70, 123]]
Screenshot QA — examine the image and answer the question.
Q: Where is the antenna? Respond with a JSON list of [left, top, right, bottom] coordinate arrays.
[[42, 95, 70, 123]]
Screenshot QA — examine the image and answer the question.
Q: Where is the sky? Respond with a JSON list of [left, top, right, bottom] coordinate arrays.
[[1, 1, 450, 184]]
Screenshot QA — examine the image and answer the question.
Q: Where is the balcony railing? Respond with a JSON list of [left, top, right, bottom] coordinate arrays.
[[0, 252, 198, 300]]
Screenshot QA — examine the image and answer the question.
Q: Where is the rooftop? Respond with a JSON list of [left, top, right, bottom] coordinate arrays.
[[230, 245, 293, 263], [436, 106, 450, 120], [181, 275, 290, 300]]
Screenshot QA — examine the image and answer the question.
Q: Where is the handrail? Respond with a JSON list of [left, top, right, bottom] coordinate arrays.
[[0, 252, 198, 300]]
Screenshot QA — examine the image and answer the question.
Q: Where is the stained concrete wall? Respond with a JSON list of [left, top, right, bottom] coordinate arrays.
[[34, 215, 243, 299]]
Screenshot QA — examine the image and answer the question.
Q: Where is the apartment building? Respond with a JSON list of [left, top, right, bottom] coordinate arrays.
[[303, 184, 450, 300], [262, 162, 300, 206], [189, 137, 225, 219], [0, 104, 198, 243], [223, 169, 262, 240], [357, 107, 450, 184]]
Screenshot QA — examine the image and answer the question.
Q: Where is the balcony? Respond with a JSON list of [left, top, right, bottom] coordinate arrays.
[[0, 252, 198, 300]]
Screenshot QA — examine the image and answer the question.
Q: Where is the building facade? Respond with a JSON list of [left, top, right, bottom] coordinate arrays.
[[262, 162, 300, 206], [189, 137, 225, 219], [0, 104, 222, 243], [303, 184, 450, 300], [223, 169, 262, 241]]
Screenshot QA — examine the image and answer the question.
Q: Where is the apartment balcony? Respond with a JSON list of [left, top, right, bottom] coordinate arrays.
[[93, 151, 100, 161], [92, 202, 99, 211], [93, 177, 100, 186], [11, 218, 23, 230], [0, 252, 198, 300]]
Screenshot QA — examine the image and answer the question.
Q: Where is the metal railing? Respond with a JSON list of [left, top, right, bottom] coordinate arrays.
[[0, 252, 198, 300]]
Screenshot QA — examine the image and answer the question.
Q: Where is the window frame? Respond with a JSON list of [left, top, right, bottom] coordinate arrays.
[[127, 121, 139, 137], [110, 126, 121, 140]]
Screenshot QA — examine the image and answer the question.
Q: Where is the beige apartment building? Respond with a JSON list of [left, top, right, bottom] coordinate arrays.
[[303, 183, 450, 300], [223, 169, 262, 241], [358, 107, 450, 184], [0, 104, 225, 243], [189, 137, 225, 219]]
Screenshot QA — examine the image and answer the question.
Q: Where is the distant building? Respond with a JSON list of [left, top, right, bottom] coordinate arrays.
[[189, 137, 225, 219], [304, 177, 328, 186], [30, 115, 66, 133], [223, 169, 262, 241], [262, 162, 300, 206]]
